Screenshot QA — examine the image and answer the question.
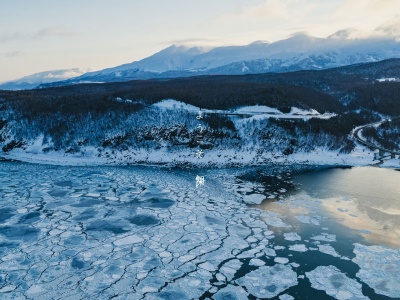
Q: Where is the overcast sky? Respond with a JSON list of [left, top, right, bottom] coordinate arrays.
[[1, 0, 399, 82]]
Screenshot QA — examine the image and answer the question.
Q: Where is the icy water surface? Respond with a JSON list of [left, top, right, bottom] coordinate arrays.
[[0, 162, 399, 299]]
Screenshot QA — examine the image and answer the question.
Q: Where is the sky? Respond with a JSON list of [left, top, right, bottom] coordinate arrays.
[[1, 0, 400, 83]]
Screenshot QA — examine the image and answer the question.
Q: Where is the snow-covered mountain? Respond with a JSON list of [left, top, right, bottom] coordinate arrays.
[[0, 68, 92, 90], [49, 32, 400, 86], [6, 18, 400, 90]]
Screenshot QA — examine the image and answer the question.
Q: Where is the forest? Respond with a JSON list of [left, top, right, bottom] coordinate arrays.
[[0, 59, 399, 164]]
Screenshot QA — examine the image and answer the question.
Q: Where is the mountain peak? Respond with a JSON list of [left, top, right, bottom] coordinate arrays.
[[328, 28, 359, 40], [7, 28, 400, 90], [249, 40, 270, 46]]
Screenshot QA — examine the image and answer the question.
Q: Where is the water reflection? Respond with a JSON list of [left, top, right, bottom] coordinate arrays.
[[286, 167, 400, 247]]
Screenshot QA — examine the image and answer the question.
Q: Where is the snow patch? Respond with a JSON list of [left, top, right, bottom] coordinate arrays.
[[234, 105, 283, 114], [152, 99, 199, 111]]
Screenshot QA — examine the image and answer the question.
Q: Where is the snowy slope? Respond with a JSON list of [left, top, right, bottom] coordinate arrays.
[[62, 34, 400, 85], [71, 45, 207, 81], [0, 68, 92, 90], [60, 18, 400, 86], [8, 18, 400, 89]]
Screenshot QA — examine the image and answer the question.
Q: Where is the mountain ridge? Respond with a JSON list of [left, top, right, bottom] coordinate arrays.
[[2, 24, 400, 90], [40, 34, 400, 88]]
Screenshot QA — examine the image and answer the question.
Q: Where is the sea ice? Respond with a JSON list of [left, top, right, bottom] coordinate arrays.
[[263, 248, 277, 257], [249, 258, 265, 266], [236, 264, 297, 298], [220, 259, 242, 281], [199, 262, 217, 272], [318, 244, 341, 258], [311, 233, 336, 242], [353, 243, 400, 298], [274, 257, 289, 264], [295, 215, 320, 225], [288, 244, 308, 252], [86, 193, 101, 197], [113, 235, 144, 246], [261, 211, 291, 228], [212, 285, 249, 300], [0, 285, 16, 292], [279, 294, 295, 300], [243, 193, 265, 204], [306, 265, 368, 299], [283, 232, 301, 241], [178, 254, 197, 263]]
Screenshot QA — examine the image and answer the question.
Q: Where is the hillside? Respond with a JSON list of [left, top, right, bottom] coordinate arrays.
[[0, 60, 399, 167]]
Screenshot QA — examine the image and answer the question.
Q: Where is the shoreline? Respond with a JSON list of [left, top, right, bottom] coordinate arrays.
[[2, 146, 399, 169]]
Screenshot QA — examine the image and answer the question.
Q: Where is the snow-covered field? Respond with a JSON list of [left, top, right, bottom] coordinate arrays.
[[1, 99, 398, 168], [3, 142, 400, 168], [153, 100, 337, 120]]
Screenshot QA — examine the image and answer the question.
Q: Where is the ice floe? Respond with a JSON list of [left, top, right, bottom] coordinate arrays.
[[243, 193, 265, 204], [306, 265, 368, 299], [289, 244, 308, 252], [261, 211, 291, 228], [213, 285, 248, 300], [353, 243, 400, 298], [311, 233, 336, 242], [295, 215, 320, 225], [283, 232, 301, 241], [249, 258, 265, 266], [317, 244, 341, 258], [279, 294, 295, 300], [113, 235, 144, 246], [274, 257, 289, 264], [236, 264, 297, 298]]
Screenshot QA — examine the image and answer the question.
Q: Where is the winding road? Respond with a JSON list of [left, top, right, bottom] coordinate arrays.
[[353, 117, 400, 156]]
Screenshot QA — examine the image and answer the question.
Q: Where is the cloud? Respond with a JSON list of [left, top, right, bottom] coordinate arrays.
[[366, 0, 400, 10], [0, 33, 24, 43], [219, 0, 290, 21], [4, 51, 23, 58], [206, 0, 322, 43], [0, 26, 74, 44], [34, 26, 74, 38], [375, 15, 400, 37], [163, 37, 222, 46], [330, 0, 400, 29]]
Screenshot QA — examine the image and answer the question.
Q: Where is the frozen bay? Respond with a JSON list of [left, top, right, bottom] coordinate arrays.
[[0, 161, 399, 299]]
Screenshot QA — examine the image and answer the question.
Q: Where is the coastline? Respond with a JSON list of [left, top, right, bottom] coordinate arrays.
[[2, 145, 399, 169]]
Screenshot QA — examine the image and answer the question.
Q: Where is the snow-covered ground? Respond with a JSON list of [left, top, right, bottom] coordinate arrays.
[[152, 99, 200, 111], [376, 77, 400, 82], [1, 99, 398, 168], [3, 142, 399, 168], [152, 100, 337, 120]]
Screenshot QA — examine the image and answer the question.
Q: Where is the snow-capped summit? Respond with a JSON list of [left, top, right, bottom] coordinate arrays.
[[65, 24, 399, 86], [8, 18, 400, 90], [81, 44, 206, 77], [328, 28, 360, 40]]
